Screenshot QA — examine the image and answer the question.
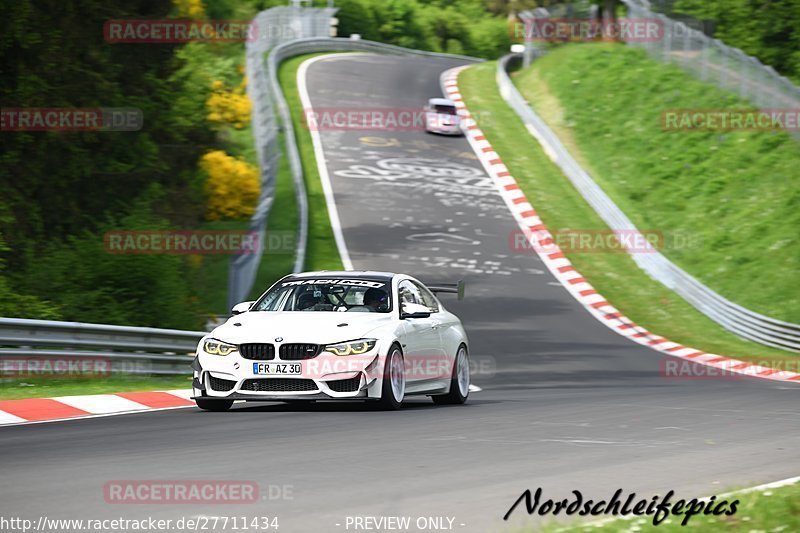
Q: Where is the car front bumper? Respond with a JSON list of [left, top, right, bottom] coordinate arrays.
[[192, 350, 384, 401], [425, 123, 462, 135]]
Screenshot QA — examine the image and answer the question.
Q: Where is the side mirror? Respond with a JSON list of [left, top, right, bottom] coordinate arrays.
[[400, 302, 431, 319], [231, 301, 255, 316]]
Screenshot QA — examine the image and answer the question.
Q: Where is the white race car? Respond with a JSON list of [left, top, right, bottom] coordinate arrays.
[[424, 97, 462, 135], [192, 271, 470, 410]]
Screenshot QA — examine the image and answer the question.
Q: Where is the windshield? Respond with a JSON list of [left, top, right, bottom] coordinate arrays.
[[433, 104, 457, 115], [253, 278, 392, 313]]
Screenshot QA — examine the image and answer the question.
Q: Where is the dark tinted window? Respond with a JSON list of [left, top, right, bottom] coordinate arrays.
[[253, 278, 392, 313]]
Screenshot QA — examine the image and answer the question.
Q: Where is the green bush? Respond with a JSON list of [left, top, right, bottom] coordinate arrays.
[[18, 188, 202, 330]]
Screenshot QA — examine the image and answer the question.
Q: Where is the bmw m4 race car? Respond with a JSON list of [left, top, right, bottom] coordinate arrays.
[[192, 271, 470, 410]]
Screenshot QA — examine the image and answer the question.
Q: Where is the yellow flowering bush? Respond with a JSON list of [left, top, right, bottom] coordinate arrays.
[[201, 150, 259, 221], [173, 0, 205, 18], [206, 76, 251, 129]]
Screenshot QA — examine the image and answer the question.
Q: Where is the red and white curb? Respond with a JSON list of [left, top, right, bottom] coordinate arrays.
[[0, 389, 195, 426], [442, 66, 800, 384]]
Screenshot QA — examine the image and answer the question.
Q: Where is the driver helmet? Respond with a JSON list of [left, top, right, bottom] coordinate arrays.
[[363, 288, 389, 311]]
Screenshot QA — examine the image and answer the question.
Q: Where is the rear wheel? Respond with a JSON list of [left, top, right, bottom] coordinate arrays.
[[432, 345, 469, 405], [377, 345, 405, 410], [195, 398, 233, 411]]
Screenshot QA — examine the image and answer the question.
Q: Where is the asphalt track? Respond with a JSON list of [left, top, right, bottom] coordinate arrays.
[[1, 54, 798, 533]]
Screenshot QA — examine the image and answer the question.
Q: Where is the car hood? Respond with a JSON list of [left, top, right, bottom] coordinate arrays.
[[209, 311, 394, 345]]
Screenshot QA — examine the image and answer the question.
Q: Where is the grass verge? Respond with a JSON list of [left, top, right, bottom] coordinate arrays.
[[458, 61, 796, 366], [278, 53, 345, 272], [248, 129, 300, 301], [514, 43, 799, 324], [531, 480, 800, 532], [0, 375, 193, 401]]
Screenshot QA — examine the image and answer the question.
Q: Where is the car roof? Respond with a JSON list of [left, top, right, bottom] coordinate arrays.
[[428, 98, 456, 107], [287, 270, 396, 283]]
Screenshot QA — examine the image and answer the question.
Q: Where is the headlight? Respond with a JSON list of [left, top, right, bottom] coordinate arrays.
[[325, 339, 377, 356], [203, 339, 238, 356]]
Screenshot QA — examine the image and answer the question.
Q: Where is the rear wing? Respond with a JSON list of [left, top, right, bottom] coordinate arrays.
[[426, 280, 465, 300]]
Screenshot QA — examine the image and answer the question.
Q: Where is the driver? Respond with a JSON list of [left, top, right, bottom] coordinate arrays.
[[363, 288, 389, 312], [297, 292, 320, 311]]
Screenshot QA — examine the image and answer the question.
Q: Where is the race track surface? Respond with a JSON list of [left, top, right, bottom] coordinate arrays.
[[1, 54, 797, 533]]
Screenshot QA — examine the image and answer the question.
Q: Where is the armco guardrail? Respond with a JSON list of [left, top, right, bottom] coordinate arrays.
[[0, 318, 205, 375], [497, 53, 800, 352]]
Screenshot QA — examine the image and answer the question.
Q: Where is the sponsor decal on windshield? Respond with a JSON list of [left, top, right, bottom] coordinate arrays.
[[281, 279, 386, 289]]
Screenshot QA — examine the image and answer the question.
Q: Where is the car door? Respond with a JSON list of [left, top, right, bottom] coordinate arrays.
[[397, 280, 444, 392], [412, 281, 452, 391], [397, 280, 440, 393]]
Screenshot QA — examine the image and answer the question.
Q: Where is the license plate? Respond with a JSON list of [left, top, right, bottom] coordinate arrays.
[[252, 362, 302, 375]]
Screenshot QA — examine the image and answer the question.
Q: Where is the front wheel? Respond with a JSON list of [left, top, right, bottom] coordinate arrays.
[[195, 398, 233, 411], [432, 345, 469, 405], [377, 345, 405, 410]]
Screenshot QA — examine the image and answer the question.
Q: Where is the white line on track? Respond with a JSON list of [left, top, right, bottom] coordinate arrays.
[[297, 53, 368, 271]]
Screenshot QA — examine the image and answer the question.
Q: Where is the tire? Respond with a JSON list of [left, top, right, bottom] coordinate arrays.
[[195, 398, 233, 411], [377, 344, 405, 410], [432, 344, 469, 405]]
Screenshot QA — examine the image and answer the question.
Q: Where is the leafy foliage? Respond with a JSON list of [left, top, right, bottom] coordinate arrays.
[[206, 77, 251, 129], [335, 0, 513, 58], [18, 188, 202, 329], [201, 150, 259, 221], [0, 0, 260, 327], [674, 0, 800, 83]]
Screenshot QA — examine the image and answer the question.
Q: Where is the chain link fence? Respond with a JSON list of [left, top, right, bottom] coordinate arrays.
[[520, 1, 799, 137], [621, 0, 800, 136]]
